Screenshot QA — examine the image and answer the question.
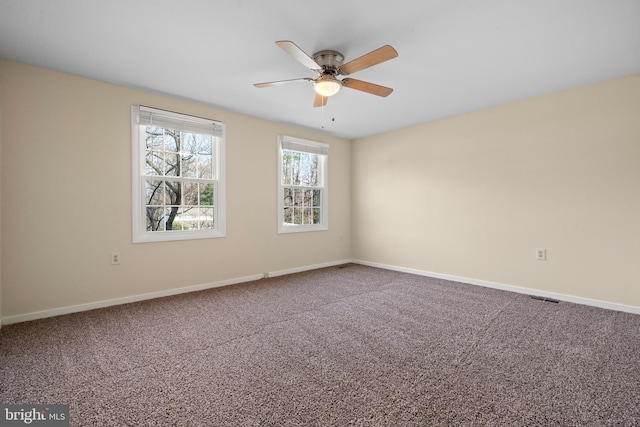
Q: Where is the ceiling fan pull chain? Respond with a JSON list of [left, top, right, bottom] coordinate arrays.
[[332, 98, 336, 124]]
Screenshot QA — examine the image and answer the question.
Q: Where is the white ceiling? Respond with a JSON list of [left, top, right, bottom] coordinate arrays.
[[1, 0, 639, 139]]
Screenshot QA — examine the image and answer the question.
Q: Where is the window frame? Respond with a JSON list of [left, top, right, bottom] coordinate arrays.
[[131, 105, 226, 243], [277, 135, 329, 234]]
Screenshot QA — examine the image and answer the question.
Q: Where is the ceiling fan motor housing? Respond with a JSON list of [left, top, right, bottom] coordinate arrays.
[[312, 50, 344, 73]]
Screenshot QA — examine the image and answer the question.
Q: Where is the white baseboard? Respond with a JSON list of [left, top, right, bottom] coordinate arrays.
[[266, 259, 353, 278], [1, 274, 263, 325], [0, 259, 354, 325], [4, 258, 635, 325], [353, 259, 640, 315]]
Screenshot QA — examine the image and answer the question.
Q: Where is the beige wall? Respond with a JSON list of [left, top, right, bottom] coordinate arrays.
[[0, 59, 351, 318], [1, 57, 639, 320], [352, 74, 640, 308], [0, 80, 3, 323]]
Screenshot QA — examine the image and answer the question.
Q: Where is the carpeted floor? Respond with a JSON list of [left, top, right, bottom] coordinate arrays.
[[1, 264, 639, 426]]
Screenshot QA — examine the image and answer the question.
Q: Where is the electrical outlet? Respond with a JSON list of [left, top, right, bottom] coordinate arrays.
[[536, 248, 547, 261], [110, 251, 121, 265]]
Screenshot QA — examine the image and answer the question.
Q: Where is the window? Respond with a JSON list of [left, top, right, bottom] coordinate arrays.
[[131, 105, 225, 243], [278, 135, 328, 233]]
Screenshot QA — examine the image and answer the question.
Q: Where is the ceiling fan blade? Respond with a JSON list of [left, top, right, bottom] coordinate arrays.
[[313, 92, 328, 108], [276, 40, 320, 70], [342, 78, 394, 97], [339, 45, 398, 75], [254, 78, 313, 88]]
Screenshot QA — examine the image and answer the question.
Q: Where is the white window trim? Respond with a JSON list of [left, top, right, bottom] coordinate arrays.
[[131, 105, 226, 243], [277, 135, 329, 234]]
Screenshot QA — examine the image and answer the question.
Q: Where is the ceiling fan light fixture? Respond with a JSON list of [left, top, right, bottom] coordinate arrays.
[[314, 76, 342, 97]]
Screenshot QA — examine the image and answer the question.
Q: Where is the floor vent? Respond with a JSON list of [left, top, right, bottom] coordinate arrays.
[[529, 295, 560, 304]]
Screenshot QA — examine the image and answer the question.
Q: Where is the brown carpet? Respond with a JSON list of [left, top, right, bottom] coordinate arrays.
[[1, 264, 639, 426]]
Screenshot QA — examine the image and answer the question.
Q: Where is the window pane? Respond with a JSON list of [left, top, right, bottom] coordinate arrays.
[[164, 130, 178, 152], [312, 208, 321, 224], [310, 154, 318, 169], [298, 153, 310, 185], [182, 154, 197, 178], [164, 152, 180, 176], [200, 184, 214, 206], [293, 188, 304, 206], [283, 206, 293, 224], [164, 207, 180, 230], [175, 206, 198, 231], [198, 135, 212, 155], [199, 207, 214, 229], [182, 132, 197, 155], [291, 152, 301, 185], [283, 187, 293, 207], [293, 207, 303, 225], [310, 155, 319, 186], [282, 151, 293, 185], [165, 181, 181, 205], [146, 206, 165, 231], [146, 127, 164, 150], [146, 180, 165, 206], [145, 151, 163, 176], [198, 156, 213, 179], [303, 208, 312, 224], [304, 190, 314, 207], [309, 169, 318, 186], [183, 183, 199, 206]]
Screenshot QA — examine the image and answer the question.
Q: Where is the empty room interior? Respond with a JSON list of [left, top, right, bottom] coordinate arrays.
[[1, 1, 639, 425]]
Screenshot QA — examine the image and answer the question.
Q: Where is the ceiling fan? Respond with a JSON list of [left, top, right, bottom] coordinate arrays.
[[254, 40, 398, 107]]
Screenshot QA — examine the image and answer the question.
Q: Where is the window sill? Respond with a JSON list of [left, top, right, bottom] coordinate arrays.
[[277, 224, 328, 234], [133, 230, 226, 243]]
